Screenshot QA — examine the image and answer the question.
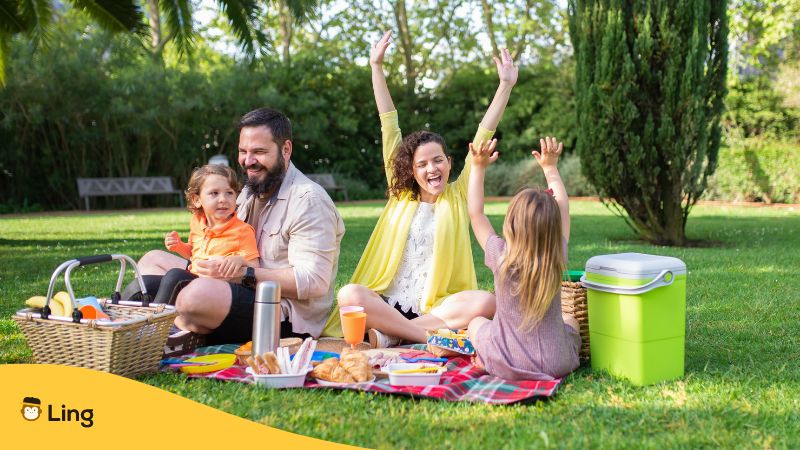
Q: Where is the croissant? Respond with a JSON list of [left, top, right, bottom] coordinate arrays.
[[330, 365, 355, 383], [342, 360, 371, 382], [340, 347, 369, 364], [340, 349, 372, 382], [311, 357, 339, 380]]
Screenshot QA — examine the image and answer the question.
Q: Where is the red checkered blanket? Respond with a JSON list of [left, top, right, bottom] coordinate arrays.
[[177, 345, 561, 405]]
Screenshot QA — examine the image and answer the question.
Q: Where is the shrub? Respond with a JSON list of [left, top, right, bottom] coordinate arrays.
[[569, 0, 728, 245], [484, 152, 596, 197], [329, 174, 385, 202], [705, 141, 800, 203]]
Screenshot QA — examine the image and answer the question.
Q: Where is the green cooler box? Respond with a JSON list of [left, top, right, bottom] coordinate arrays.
[[580, 253, 686, 385]]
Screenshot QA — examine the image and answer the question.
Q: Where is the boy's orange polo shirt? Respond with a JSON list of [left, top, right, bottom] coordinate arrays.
[[187, 214, 259, 275]]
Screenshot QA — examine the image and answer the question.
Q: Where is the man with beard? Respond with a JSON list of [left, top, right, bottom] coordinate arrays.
[[126, 108, 345, 346]]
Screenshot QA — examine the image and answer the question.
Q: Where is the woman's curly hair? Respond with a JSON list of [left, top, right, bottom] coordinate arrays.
[[387, 131, 448, 200]]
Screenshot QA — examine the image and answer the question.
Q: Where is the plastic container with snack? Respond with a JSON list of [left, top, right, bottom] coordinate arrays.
[[235, 337, 302, 366], [246, 366, 311, 388], [383, 363, 446, 386]]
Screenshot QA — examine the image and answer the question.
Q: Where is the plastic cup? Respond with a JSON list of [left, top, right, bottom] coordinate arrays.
[[339, 305, 364, 320], [341, 311, 367, 349]]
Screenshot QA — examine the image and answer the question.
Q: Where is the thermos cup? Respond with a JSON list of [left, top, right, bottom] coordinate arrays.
[[252, 281, 281, 357]]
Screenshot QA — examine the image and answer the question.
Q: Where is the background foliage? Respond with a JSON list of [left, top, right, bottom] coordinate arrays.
[[0, 0, 797, 212]]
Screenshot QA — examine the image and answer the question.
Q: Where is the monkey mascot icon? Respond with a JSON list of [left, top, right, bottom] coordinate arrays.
[[22, 397, 42, 421]]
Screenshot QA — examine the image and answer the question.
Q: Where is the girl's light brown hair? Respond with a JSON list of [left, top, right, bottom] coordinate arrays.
[[499, 188, 565, 330], [185, 164, 242, 215]]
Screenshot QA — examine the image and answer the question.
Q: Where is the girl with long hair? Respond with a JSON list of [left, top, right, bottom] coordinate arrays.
[[466, 137, 580, 380]]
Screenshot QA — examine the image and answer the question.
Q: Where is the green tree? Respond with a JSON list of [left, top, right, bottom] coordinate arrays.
[[0, 1, 144, 86], [0, 1, 317, 83], [568, 0, 729, 246], [724, 0, 800, 140]]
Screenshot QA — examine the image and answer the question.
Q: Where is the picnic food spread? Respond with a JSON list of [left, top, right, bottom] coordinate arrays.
[[246, 337, 317, 375], [311, 348, 372, 383], [367, 351, 405, 369]]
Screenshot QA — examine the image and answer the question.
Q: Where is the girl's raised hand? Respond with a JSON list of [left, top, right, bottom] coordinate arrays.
[[532, 136, 563, 169], [493, 48, 518, 87], [370, 30, 392, 66], [469, 139, 499, 168]]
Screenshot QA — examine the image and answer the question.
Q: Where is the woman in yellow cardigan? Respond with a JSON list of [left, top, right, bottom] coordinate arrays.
[[324, 30, 518, 347]]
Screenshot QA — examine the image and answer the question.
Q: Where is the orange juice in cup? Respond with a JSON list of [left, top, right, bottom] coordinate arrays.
[[341, 311, 367, 349], [339, 305, 364, 320]]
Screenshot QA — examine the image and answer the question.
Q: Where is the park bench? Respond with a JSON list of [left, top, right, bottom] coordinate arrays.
[[305, 173, 349, 201], [76, 177, 185, 211]]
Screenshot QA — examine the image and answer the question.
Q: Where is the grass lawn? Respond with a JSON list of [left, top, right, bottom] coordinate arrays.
[[1, 200, 799, 448]]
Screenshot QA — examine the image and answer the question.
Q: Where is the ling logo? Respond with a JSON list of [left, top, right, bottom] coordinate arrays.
[[20, 396, 94, 428], [22, 397, 42, 421]]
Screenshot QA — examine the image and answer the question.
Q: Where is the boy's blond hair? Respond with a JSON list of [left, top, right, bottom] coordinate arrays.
[[498, 188, 565, 330], [185, 164, 242, 215]]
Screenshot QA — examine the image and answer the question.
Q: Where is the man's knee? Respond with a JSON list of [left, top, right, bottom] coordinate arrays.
[[337, 284, 367, 307], [174, 279, 216, 316]]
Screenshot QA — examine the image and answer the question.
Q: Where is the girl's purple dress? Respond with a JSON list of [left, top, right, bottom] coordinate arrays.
[[474, 234, 580, 380]]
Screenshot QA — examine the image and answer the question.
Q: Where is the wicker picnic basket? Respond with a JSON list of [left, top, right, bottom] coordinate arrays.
[[561, 276, 590, 360], [13, 254, 176, 378]]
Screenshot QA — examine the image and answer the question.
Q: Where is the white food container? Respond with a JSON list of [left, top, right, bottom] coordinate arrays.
[[383, 363, 446, 386], [246, 367, 310, 388]]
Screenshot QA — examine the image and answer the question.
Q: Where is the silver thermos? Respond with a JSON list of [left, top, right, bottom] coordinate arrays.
[[252, 281, 281, 357]]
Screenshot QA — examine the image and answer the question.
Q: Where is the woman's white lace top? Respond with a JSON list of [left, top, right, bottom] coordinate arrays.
[[381, 202, 436, 315]]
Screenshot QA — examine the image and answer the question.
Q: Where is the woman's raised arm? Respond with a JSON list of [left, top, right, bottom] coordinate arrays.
[[480, 48, 518, 131], [371, 30, 395, 115], [456, 49, 518, 190]]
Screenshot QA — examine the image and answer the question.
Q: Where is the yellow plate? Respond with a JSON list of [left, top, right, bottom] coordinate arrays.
[[180, 354, 236, 374]]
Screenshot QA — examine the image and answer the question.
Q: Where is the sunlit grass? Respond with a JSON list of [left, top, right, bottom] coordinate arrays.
[[1, 201, 799, 448]]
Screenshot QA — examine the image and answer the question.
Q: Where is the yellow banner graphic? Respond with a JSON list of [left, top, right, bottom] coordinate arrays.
[[0, 364, 362, 449]]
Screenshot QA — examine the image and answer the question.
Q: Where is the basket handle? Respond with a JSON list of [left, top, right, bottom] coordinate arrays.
[[75, 255, 113, 266], [42, 254, 152, 322]]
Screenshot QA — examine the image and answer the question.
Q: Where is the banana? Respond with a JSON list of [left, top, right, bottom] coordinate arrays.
[[53, 291, 74, 317], [25, 296, 47, 309], [24, 291, 75, 316]]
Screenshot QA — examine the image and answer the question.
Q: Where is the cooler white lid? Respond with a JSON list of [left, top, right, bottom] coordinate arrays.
[[585, 253, 686, 277]]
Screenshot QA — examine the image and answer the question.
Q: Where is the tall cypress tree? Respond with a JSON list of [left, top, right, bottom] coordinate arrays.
[[568, 0, 728, 245]]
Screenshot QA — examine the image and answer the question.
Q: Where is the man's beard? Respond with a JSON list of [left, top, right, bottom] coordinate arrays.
[[244, 152, 286, 197]]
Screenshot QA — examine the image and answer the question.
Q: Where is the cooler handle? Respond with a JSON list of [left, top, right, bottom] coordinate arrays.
[[580, 269, 675, 295]]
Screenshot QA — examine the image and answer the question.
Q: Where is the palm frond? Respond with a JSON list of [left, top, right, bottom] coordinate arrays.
[[283, 0, 318, 23], [159, 0, 194, 56], [18, 0, 53, 49], [0, 0, 29, 33], [217, 0, 266, 57], [0, 32, 8, 87], [70, 0, 145, 34]]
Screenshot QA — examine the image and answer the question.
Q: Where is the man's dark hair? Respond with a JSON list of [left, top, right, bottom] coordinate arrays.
[[238, 108, 292, 146]]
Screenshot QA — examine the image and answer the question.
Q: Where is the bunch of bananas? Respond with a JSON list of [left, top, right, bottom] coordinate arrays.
[[25, 292, 74, 317]]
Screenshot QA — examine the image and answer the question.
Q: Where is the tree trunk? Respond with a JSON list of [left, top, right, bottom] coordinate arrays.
[[479, 0, 500, 57], [278, 0, 293, 66], [145, 0, 165, 64], [391, 0, 416, 97]]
